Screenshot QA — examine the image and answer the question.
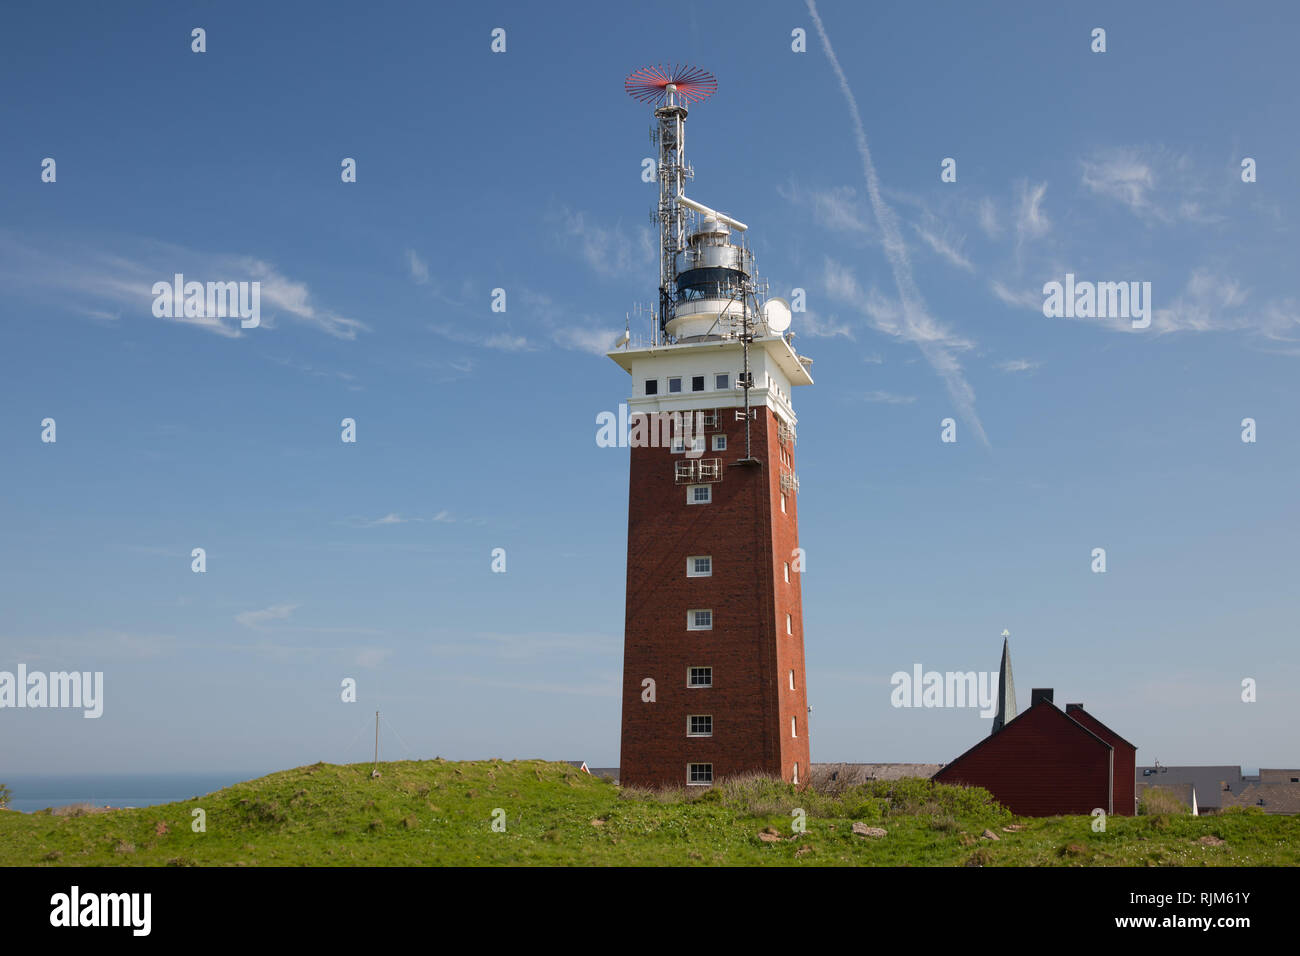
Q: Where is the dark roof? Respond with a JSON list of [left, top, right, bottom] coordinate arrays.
[[1220, 782, 1300, 815], [586, 767, 619, 781], [1259, 769, 1300, 784], [1067, 707, 1138, 752], [1135, 766, 1243, 809]]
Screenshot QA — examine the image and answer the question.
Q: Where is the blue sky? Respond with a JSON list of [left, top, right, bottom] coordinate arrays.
[[1, 1, 1297, 776]]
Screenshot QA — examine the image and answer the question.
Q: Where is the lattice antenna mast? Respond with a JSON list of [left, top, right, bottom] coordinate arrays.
[[626, 65, 717, 336]]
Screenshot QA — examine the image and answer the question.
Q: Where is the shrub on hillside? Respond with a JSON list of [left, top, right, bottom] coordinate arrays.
[[834, 777, 1010, 826], [1138, 787, 1189, 816]]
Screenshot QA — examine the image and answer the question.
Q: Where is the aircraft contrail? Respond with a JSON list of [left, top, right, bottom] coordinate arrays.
[[805, 0, 990, 447]]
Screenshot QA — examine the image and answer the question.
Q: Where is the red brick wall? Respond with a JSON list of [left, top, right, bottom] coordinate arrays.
[[933, 704, 1113, 816], [764, 408, 811, 785], [1067, 709, 1137, 816], [619, 405, 810, 788]]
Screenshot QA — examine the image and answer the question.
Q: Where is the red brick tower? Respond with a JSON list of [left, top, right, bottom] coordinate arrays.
[[609, 66, 813, 789]]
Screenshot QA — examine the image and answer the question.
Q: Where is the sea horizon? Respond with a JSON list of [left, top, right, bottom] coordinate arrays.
[[0, 771, 270, 814]]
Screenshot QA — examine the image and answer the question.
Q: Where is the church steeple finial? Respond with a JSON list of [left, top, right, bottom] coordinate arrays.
[[993, 630, 1017, 734]]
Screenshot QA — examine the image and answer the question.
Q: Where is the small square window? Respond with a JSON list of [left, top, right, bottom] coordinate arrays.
[[691, 435, 705, 454], [692, 375, 705, 392], [688, 609, 713, 630], [688, 484, 712, 505], [671, 436, 685, 454], [688, 666, 712, 688], [668, 377, 683, 394], [712, 435, 727, 451], [688, 715, 712, 737], [688, 763, 713, 785], [687, 555, 712, 577], [645, 379, 658, 396], [715, 373, 730, 390]]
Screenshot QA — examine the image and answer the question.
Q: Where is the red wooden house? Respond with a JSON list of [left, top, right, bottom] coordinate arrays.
[[933, 689, 1138, 817]]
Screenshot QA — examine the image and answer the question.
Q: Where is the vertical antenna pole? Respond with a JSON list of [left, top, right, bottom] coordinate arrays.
[[373, 710, 379, 773], [742, 323, 752, 459]]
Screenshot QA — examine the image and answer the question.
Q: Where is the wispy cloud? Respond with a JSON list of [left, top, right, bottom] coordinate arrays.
[[911, 221, 974, 272], [824, 260, 975, 352], [783, 303, 854, 339], [1080, 148, 1224, 225], [428, 630, 619, 660], [1081, 151, 1157, 216], [977, 197, 1001, 238], [806, 0, 989, 446], [235, 603, 300, 629], [405, 248, 430, 284], [778, 181, 871, 233], [428, 322, 532, 351], [554, 207, 654, 280], [0, 232, 368, 340], [264, 354, 360, 388], [244, 258, 369, 339], [861, 390, 916, 404], [1151, 269, 1250, 334], [344, 512, 455, 528], [1013, 179, 1051, 256], [990, 280, 1043, 310], [995, 358, 1042, 373], [520, 289, 621, 355]]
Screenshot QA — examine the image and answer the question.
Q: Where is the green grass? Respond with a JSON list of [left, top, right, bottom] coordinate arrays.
[[1, 760, 1296, 866]]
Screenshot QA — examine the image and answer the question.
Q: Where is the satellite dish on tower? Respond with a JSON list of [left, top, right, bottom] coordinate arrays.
[[763, 297, 792, 333]]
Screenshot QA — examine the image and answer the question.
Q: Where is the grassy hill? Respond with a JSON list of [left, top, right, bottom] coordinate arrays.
[[2, 759, 1296, 866]]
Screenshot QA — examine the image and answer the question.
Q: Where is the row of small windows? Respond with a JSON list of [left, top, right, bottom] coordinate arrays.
[[672, 434, 727, 453], [645, 373, 731, 396]]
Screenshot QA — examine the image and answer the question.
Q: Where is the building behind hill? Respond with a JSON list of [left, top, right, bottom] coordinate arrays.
[[933, 688, 1139, 817], [1136, 765, 1300, 815]]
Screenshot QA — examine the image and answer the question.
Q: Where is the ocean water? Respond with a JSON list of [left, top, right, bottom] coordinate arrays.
[[1, 772, 264, 813]]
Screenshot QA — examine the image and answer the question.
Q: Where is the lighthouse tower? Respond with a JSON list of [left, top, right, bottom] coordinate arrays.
[[609, 66, 813, 789]]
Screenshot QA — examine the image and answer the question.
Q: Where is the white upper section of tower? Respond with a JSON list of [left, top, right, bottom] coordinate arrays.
[[608, 334, 812, 425]]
